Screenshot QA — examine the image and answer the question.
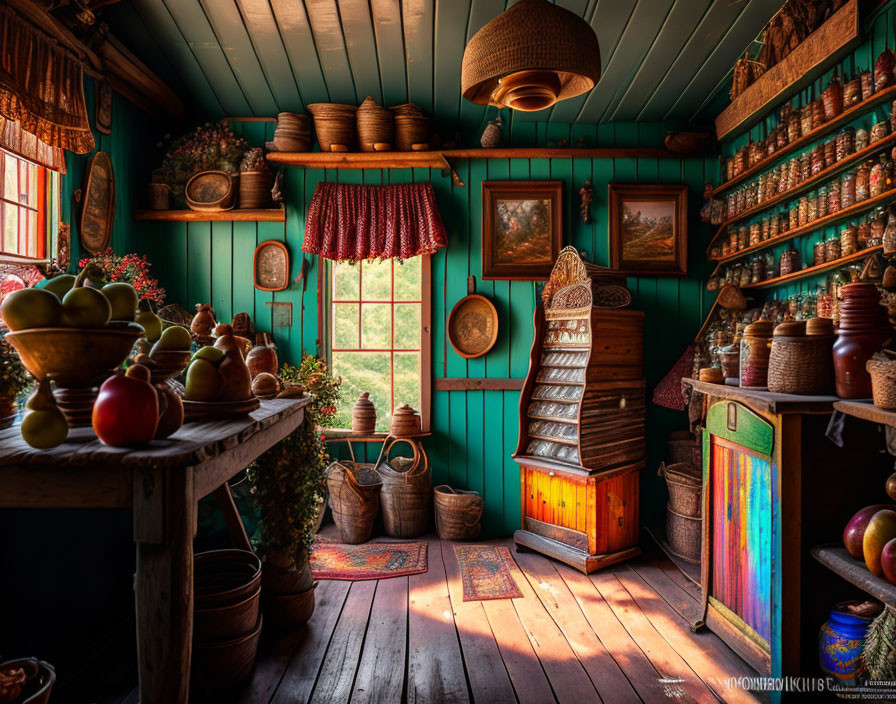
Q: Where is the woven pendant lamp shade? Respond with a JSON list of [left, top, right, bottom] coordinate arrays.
[[461, 0, 601, 111]]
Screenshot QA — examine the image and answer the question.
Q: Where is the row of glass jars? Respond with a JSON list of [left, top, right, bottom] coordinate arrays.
[[712, 156, 896, 258], [723, 54, 896, 181]]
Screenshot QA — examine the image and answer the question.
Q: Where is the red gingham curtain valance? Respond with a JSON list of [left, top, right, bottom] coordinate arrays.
[[303, 182, 448, 262]]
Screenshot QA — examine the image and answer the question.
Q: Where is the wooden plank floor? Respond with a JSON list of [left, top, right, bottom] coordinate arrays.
[[230, 529, 766, 704]]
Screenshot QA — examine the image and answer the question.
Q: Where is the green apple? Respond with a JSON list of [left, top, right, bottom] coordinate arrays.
[[61, 286, 112, 328], [41, 274, 76, 299], [0, 288, 62, 331], [184, 358, 223, 401], [102, 282, 139, 321]]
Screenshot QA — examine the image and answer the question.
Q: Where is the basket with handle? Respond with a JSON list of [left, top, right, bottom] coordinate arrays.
[[326, 460, 383, 544], [658, 462, 702, 518], [375, 437, 431, 537], [434, 485, 484, 541], [867, 352, 896, 409]]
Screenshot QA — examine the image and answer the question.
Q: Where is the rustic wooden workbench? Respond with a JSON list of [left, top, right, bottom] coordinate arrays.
[[0, 396, 312, 704]]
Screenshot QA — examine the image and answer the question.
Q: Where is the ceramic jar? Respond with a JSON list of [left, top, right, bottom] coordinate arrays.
[[814, 240, 827, 267], [740, 320, 774, 389], [819, 602, 877, 686], [780, 248, 801, 276], [351, 392, 377, 434], [833, 283, 894, 398]]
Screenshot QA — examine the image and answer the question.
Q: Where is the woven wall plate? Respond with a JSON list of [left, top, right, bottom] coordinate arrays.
[[447, 293, 499, 359], [253, 240, 289, 292], [80, 151, 115, 255], [185, 171, 234, 212]]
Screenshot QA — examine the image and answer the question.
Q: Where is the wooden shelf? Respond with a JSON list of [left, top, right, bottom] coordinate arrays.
[[833, 400, 896, 427], [266, 146, 676, 170], [682, 378, 838, 414], [711, 83, 896, 198], [812, 544, 896, 608], [134, 208, 285, 222], [707, 185, 896, 263], [740, 245, 881, 290], [711, 132, 896, 235]]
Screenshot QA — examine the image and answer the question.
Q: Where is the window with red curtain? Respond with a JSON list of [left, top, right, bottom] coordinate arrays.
[[0, 148, 46, 261]]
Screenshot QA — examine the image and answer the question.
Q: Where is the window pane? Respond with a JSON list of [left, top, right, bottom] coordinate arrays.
[[331, 351, 391, 431], [3, 203, 16, 253], [361, 259, 391, 300], [27, 210, 37, 258], [28, 163, 38, 208], [18, 159, 28, 205], [333, 261, 360, 300], [394, 256, 421, 301], [394, 303, 420, 349], [332, 303, 360, 349], [361, 303, 390, 349], [3, 156, 15, 201], [394, 352, 421, 410]]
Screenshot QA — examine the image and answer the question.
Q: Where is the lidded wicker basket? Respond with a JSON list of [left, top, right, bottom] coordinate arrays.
[[767, 319, 834, 395], [357, 96, 394, 152], [307, 103, 357, 152]]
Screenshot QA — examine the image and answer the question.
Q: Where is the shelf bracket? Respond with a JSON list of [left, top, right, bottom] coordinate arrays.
[[439, 155, 464, 187]]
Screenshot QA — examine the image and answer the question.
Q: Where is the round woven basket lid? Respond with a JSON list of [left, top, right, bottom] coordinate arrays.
[[461, 0, 601, 109]]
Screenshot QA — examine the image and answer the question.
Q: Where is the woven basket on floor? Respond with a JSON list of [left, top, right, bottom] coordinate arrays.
[[376, 440, 431, 538], [326, 461, 382, 544], [666, 503, 701, 564], [308, 103, 357, 152], [659, 462, 701, 518], [667, 430, 700, 466], [434, 485, 484, 541], [868, 355, 896, 409], [767, 333, 834, 395]]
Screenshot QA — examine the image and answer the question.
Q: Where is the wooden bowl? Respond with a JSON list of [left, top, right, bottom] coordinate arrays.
[[447, 294, 499, 359], [5, 324, 142, 387], [135, 350, 192, 382], [185, 171, 235, 212]]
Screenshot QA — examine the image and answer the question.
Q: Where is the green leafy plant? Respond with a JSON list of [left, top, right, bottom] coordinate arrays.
[[0, 327, 31, 402], [78, 249, 166, 305], [247, 354, 342, 571]]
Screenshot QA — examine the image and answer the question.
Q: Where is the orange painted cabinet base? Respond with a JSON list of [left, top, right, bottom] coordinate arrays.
[[514, 460, 642, 574]]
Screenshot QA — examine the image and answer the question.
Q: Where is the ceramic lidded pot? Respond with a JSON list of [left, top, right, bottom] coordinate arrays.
[[390, 403, 422, 437], [351, 392, 377, 434], [819, 600, 882, 686], [833, 283, 894, 398]]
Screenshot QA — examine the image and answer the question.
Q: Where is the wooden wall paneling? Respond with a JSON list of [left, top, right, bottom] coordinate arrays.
[[433, 0, 469, 136], [231, 220, 257, 327], [304, 0, 358, 104], [269, 0, 331, 104], [129, 0, 224, 115], [570, 123, 596, 259], [401, 0, 435, 115], [211, 222, 234, 325], [158, 0, 251, 115], [331, 0, 381, 106], [456, 0, 504, 137], [235, 0, 303, 112], [368, 0, 408, 108], [187, 222, 212, 310]]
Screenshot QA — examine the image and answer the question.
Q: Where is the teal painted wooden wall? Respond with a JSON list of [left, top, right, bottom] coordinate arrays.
[[129, 118, 715, 537]]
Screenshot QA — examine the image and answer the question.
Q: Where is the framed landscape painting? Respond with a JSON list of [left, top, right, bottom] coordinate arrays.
[[481, 181, 562, 280], [608, 184, 687, 276]]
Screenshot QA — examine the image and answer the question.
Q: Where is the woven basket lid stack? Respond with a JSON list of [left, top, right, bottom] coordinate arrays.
[[461, 0, 601, 111], [357, 97, 395, 152]]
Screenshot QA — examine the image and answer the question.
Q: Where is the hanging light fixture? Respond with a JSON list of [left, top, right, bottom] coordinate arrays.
[[461, 0, 601, 112]]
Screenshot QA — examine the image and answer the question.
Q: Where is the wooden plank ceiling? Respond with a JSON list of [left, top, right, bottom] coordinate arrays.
[[106, 0, 783, 126]]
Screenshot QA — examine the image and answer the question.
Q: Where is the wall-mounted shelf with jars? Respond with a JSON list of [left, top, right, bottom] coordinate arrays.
[[740, 245, 881, 290]]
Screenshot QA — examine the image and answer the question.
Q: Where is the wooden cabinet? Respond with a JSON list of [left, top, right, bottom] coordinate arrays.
[[513, 248, 644, 573]]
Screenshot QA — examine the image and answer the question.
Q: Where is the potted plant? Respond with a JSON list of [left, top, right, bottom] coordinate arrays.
[[238, 147, 273, 209], [0, 326, 32, 428], [247, 354, 341, 628]]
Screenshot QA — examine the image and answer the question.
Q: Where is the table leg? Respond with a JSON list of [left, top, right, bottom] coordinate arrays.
[[134, 467, 195, 704]]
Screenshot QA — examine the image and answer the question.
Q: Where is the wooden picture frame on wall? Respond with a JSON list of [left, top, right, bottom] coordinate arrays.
[[608, 184, 687, 277], [481, 181, 562, 280]]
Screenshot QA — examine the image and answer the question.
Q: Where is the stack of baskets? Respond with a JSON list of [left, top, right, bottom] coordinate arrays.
[[327, 460, 383, 543], [271, 112, 311, 152], [867, 351, 896, 409], [391, 103, 430, 151], [660, 462, 702, 564], [377, 439, 431, 538], [434, 486, 484, 540], [357, 96, 394, 152], [767, 318, 834, 395], [192, 549, 263, 694], [308, 103, 357, 152]]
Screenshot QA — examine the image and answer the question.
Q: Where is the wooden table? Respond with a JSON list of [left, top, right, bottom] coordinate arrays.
[[0, 396, 312, 704]]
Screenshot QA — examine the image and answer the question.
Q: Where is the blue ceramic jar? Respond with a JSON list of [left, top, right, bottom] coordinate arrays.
[[819, 601, 876, 686]]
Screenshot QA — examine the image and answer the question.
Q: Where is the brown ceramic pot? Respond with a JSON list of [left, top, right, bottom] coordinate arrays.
[[833, 283, 894, 398]]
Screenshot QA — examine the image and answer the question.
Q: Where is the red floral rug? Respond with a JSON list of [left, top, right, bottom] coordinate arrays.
[[455, 545, 523, 601], [310, 541, 428, 581]]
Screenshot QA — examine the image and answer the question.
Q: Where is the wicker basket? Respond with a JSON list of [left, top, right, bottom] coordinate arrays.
[[308, 103, 357, 152], [394, 114, 430, 151], [666, 503, 701, 564], [667, 430, 700, 467], [376, 440, 431, 538], [326, 461, 382, 544], [434, 485, 484, 541], [767, 334, 834, 395], [238, 171, 273, 209], [659, 462, 701, 518], [867, 355, 896, 409], [357, 96, 394, 152]]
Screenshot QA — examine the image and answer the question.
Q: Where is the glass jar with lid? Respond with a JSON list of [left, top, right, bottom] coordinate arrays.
[[841, 171, 856, 208], [856, 127, 870, 151], [828, 179, 841, 214], [825, 235, 842, 262], [856, 161, 871, 201], [814, 239, 827, 266], [841, 224, 858, 256]]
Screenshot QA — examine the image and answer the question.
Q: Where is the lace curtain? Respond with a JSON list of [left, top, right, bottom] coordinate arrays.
[[303, 182, 448, 262], [0, 5, 94, 159]]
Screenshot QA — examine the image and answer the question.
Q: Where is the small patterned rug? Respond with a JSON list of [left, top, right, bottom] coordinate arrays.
[[310, 541, 428, 580], [455, 545, 523, 601]]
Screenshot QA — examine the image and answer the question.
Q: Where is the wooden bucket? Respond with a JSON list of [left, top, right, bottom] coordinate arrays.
[[434, 485, 484, 541], [191, 615, 263, 694], [658, 462, 701, 518], [666, 503, 701, 564], [326, 461, 382, 544], [377, 439, 431, 538]]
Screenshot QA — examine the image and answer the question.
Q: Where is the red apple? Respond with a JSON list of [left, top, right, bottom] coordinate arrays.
[[92, 365, 159, 447], [155, 383, 184, 439], [883, 538, 896, 584], [844, 504, 896, 558]]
